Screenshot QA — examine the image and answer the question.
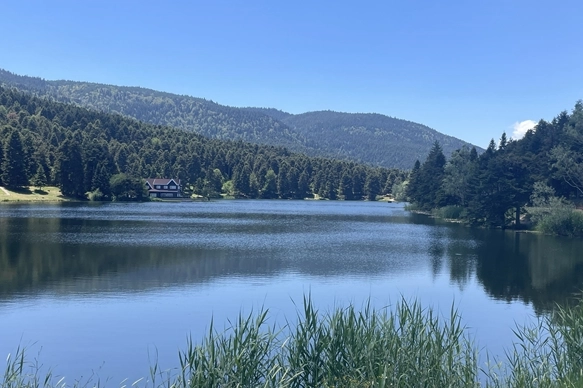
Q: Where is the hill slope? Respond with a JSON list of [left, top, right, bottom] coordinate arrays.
[[261, 109, 473, 168], [0, 86, 402, 201], [0, 69, 479, 168]]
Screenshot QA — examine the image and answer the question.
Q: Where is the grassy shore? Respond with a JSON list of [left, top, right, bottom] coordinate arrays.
[[0, 186, 71, 202], [3, 296, 583, 387]]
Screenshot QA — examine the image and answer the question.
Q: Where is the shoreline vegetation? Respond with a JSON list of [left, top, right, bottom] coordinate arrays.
[[402, 101, 583, 239], [4, 296, 583, 388], [405, 202, 583, 238], [0, 185, 397, 203]]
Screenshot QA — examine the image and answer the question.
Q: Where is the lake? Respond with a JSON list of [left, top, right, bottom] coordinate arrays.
[[1, 200, 583, 384]]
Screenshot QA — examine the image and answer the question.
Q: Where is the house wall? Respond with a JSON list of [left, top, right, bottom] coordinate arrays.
[[146, 179, 181, 198]]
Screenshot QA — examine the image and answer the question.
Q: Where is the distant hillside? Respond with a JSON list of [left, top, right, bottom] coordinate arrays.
[[242, 107, 293, 122], [0, 86, 403, 201], [235, 108, 480, 167], [0, 69, 480, 169], [282, 111, 473, 169], [0, 72, 304, 149]]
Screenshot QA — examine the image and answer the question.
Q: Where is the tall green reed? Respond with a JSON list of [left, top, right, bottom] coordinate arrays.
[[174, 296, 478, 387], [6, 296, 583, 387], [484, 297, 583, 387]]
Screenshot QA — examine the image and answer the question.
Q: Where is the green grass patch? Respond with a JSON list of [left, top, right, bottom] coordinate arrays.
[[0, 186, 70, 202]]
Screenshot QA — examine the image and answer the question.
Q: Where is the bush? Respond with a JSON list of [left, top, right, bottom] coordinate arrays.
[[526, 182, 583, 237], [86, 188, 105, 201], [391, 180, 408, 202], [433, 205, 464, 220], [109, 174, 148, 201], [404, 202, 421, 211], [537, 209, 583, 238]]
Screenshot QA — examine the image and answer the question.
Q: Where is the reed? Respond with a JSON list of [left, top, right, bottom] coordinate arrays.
[[4, 296, 583, 387], [171, 296, 478, 387], [485, 298, 583, 388]]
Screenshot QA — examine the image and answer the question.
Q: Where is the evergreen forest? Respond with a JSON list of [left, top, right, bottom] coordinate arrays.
[[405, 101, 583, 236], [0, 86, 405, 201], [0, 69, 476, 169]]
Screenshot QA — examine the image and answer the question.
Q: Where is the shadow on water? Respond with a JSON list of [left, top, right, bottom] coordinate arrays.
[[429, 219, 583, 314]]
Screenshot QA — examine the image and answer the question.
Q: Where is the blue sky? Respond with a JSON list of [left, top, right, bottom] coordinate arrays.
[[2, 0, 582, 148]]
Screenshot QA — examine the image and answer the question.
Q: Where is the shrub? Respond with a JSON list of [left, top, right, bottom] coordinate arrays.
[[526, 182, 583, 237], [537, 209, 583, 238], [433, 205, 464, 220], [86, 188, 105, 201], [404, 202, 421, 211]]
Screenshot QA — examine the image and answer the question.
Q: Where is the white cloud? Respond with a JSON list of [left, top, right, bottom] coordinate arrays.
[[512, 120, 536, 140]]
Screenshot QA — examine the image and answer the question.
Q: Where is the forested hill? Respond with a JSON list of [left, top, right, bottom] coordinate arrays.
[[281, 110, 472, 169], [0, 86, 406, 201], [0, 70, 305, 150], [0, 69, 478, 169]]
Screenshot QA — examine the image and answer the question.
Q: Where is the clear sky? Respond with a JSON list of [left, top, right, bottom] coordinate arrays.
[[2, 0, 582, 148]]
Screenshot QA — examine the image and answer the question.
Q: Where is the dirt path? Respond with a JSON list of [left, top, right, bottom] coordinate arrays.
[[0, 186, 10, 196]]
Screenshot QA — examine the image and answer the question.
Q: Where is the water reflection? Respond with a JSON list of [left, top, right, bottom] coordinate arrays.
[[1, 202, 583, 314], [436, 224, 583, 313]]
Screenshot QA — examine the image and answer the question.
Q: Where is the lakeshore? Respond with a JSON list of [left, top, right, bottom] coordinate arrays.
[[0, 186, 70, 202]]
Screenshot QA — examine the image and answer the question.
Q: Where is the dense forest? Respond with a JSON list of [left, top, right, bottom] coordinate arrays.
[[246, 109, 475, 168], [0, 69, 477, 169], [405, 101, 583, 236], [0, 86, 406, 201]]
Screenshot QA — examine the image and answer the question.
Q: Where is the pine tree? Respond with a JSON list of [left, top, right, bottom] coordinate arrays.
[[339, 172, 353, 200], [442, 147, 476, 206], [55, 138, 85, 197], [261, 169, 278, 199], [277, 163, 289, 198], [465, 146, 531, 228], [364, 172, 381, 201], [92, 163, 112, 198], [297, 171, 310, 199], [406, 160, 421, 203], [1, 130, 28, 188], [351, 168, 365, 199], [249, 172, 260, 198], [30, 164, 47, 190], [411, 142, 446, 210], [499, 132, 508, 150]]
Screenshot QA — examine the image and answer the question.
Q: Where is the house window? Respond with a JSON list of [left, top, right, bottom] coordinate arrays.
[[163, 185, 168, 189], [169, 185, 176, 190], [155, 185, 160, 189]]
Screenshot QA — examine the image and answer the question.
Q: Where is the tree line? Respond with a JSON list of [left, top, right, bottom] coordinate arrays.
[[405, 101, 583, 236], [0, 68, 477, 169], [0, 86, 406, 201]]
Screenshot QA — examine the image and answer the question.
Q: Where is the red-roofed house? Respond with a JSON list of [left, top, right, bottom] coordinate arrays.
[[145, 178, 182, 198]]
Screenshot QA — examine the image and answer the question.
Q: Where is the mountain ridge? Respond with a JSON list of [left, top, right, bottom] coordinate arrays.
[[0, 68, 481, 169]]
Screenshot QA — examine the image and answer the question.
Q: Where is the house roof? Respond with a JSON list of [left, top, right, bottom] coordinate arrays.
[[145, 178, 180, 186], [147, 188, 179, 193]]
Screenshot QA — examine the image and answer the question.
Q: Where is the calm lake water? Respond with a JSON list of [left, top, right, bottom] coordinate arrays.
[[1, 200, 583, 383]]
